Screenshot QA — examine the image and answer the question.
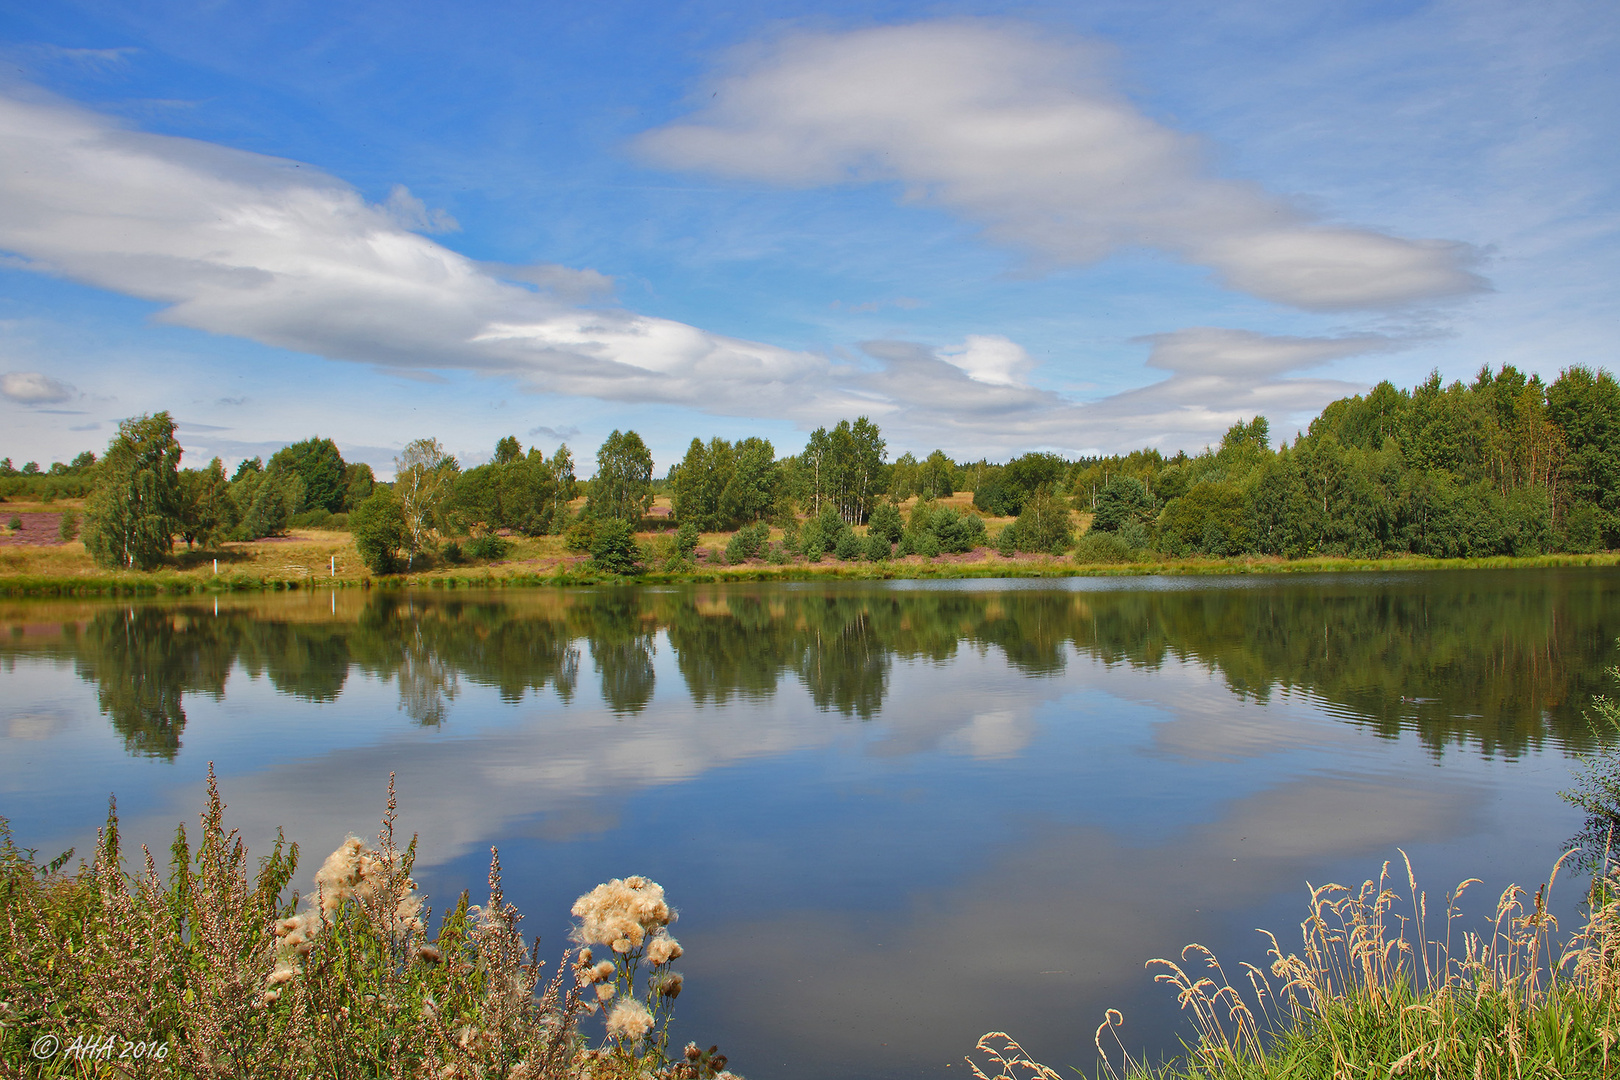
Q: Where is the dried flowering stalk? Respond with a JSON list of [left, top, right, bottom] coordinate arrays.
[[569, 875, 687, 1065]]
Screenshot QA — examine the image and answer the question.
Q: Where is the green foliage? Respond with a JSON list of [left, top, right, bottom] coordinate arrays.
[[1073, 528, 1138, 564], [973, 452, 1065, 517], [862, 532, 891, 561], [1158, 481, 1251, 557], [494, 434, 523, 465], [179, 457, 233, 548], [342, 462, 375, 511], [800, 507, 854, 561], [456, 439, 575, 537], [589, 518, 642, 575], [797, 417, 886, 525], [7, 514, 19, 531], [588, 430, 655, 523], [998, 487, 1073, 554], [672, 437, 727, 531], [1090, 475, 1155, 534], [465, 533, 512, 561], [83, 412, 184, 571], [867, 501, 904, 545], [288, 508, 332, 529], [232, 468, 295, 541], [918, 450, 955, 499], [898, 501, 986, 556], [57, 508, 79, 542], [723, 521, 770, 563], [834, 528, 864, 561], [564, 515, 596, 553], [1548, 365, 1620, 547], [394, 438, 459, 567], [267, 436, 347, 514], [0, 449, 98, 501], [350, 488, 406, 574], [674, 521, 699, 559]]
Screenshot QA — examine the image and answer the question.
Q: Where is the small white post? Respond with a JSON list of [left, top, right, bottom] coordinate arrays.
[[330, 555, 336, 577], [213, 558, 218, 574]]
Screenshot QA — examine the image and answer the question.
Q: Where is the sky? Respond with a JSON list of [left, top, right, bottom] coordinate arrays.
[[0, 0, 1616, 478]]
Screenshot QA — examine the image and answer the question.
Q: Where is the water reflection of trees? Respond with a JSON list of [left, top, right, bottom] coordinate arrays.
[[3, 569, 1615, 759]]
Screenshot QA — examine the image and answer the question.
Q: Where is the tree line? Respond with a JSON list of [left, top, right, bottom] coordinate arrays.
[[26, 361, 1620, 572]]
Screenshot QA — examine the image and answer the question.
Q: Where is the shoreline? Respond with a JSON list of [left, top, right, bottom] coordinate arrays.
[[3, 550, 1616, 597]]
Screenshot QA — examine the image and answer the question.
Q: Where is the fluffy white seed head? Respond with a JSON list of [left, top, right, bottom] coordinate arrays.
[[647, 932, 683, 966], [604, 998, 654, 1043]]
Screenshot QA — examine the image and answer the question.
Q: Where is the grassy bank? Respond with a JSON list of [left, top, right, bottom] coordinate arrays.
[[0, 774, 735, 1079], [3, 498, 1617, 596], [2, 548, 1617, 597], [7, 787, 1616, 1079], [971, 852, 1619, 1079]]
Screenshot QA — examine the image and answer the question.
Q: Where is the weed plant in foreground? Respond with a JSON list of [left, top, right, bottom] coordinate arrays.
[[0, 769, 740, 1079], [970, 850, 1620, 1079]]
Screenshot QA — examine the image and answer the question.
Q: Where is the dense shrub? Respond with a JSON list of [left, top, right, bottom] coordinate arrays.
[[723, 521, 770, 562], [589, 519, 641, 575], [466, 533, 512, 560], [866, 501, 904, 545], [994, 488, 1073, 555], [350, 489, 406, 574]]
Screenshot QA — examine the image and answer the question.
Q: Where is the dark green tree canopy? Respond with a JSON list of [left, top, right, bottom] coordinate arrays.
[[83, 411, 184, 570], [1090, 476, 1154, 534], [269, 436, 347, 514], [351, 488, 405, 574]]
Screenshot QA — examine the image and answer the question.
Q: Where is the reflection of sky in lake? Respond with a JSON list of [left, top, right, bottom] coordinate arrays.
[[0, 574, 1607, 1078]]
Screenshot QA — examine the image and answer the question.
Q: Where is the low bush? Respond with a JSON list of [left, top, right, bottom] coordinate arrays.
[[724, 522, 770, 563], [589, 519, 641, 575], [466, 534, 512, 561], [833, 529, 863, 561]]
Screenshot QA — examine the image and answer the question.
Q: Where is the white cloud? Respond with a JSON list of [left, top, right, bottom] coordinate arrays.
[[858, 327, 1381, 455], [0, 86, 1390, 458], [0, 89, 840, 422], [380, 184, 460, 234], [1, 371, 74, 404], [637, 21, 1488, 311], [936, 334, 1030, 387]]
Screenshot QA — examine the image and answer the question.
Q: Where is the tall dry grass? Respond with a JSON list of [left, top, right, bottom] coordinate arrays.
[[971, 850, 1620, 1079], [0, 769, 738, 1079]]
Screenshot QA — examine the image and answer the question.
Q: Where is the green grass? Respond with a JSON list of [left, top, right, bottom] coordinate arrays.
[[971, 851, 1620, 1080], [0, 773, 735, 1079], [6, 550, 1618, 596]]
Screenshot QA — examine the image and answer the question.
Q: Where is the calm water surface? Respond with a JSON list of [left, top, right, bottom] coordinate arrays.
[[3, 569, 1618, 1077]]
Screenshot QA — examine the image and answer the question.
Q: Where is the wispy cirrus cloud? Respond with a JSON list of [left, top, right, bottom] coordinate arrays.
[[637, 20, 1488, 312]]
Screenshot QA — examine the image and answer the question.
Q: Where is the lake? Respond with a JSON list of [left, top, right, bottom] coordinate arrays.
[[3, 568, 1617, 1077]]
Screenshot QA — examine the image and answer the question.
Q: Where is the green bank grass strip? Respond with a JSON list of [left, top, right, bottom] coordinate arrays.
[[5, 551, 1620, 596]]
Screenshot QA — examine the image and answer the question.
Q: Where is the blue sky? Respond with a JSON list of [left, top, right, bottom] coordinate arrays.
[[0, 0, 1615, 477]]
